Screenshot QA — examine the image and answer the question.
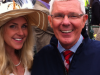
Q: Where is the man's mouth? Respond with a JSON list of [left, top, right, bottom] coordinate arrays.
[[61, 30, 73, 33]]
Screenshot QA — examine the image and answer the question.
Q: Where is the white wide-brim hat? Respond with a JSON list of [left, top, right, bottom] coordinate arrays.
[[0, 2, 48, 31]]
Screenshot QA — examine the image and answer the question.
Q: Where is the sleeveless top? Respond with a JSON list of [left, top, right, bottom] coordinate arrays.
[[9, 67, 30, 75]]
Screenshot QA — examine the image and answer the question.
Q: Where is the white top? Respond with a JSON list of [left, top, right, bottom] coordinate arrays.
[[9, 68, 30, 75]]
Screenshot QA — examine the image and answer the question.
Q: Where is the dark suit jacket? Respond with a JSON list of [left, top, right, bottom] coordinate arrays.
[[91, 0, 100, 25], [31, 29, 100, 75]]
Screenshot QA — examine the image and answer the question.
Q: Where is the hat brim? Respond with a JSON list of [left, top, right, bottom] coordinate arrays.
[[0, 9, 48, 31]]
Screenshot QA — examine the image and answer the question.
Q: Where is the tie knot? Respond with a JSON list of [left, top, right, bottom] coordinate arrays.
[[63, 50, 73, 59]]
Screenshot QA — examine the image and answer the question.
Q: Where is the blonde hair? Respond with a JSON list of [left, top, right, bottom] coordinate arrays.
[[0, 16, 34, 75], [49, 0, 85, 14]]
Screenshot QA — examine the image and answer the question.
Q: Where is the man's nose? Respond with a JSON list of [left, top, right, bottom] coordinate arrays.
[[62, 15, 71, 25]]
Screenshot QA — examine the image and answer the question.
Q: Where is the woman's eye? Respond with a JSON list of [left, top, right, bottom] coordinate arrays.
[[22, 25, 28, 28], [9, 25, 16, 28]]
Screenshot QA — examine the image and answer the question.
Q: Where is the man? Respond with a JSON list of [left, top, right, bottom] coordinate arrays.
[[84, 0, 89, 7], [90, 0, 94, 7], [92, 0, 100, 40], [91, 0, 100, 24], [33, 0, 54, 52], [31, 0, 100, 75], [91, 0, 100, 30]]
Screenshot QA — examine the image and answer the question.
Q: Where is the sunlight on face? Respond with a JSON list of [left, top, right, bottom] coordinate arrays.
[[3, 16, 28, 51], [48, 0, 88, 49]]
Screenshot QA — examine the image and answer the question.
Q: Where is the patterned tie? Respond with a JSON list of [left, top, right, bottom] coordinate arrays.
[[63, 50, 73, 72]]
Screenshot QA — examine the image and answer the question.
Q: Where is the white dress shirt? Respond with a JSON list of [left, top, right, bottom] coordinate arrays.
[[58, 34, 83, 62]]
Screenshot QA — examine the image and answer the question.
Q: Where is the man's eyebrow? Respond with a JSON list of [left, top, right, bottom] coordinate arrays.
[[68, 12, 76, 14]]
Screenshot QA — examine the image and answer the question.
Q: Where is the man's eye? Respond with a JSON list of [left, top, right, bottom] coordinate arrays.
[[54, 14, 63, 18], [69, 15, 78, 18]]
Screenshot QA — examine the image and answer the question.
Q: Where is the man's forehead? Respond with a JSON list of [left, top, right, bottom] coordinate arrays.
[[54, 0, 79, 5], [52, 0, 81, 14], [54, 0, 78, 1], [53, 0, 80, 8]]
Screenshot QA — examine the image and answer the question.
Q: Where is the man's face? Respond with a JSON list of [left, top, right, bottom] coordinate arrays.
[[48, 0, 88, 49]]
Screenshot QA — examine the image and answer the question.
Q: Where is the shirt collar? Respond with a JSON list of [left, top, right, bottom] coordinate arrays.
[[58, 34, 83, 53], [38, 0, 50, 9]]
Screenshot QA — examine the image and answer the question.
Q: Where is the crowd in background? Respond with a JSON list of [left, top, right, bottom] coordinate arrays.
[[0, 0, 100, 75], [0, 0, 100, 52]]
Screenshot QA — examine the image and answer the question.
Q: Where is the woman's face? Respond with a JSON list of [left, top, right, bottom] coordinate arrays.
[[3, 16, 28, 50]]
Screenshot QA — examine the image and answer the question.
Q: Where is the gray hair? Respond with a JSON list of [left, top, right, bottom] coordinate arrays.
[[49, 0, 85, 14]]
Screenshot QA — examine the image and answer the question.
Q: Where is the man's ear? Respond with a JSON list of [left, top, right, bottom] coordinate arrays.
[[48, 15, 53, 28], [83, 14, 88, 22], [82, 14, 88, 28]]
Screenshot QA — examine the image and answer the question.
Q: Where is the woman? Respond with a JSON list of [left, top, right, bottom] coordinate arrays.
[[0, 2, 48, 75]]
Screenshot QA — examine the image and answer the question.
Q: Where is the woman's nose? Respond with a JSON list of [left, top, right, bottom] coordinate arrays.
[[17, 28, 24, 36]]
